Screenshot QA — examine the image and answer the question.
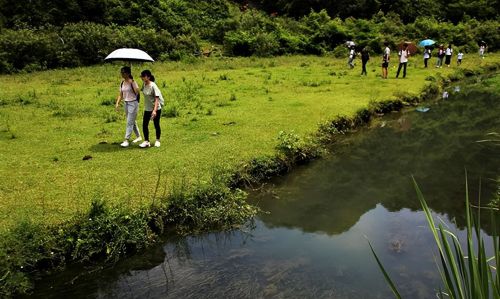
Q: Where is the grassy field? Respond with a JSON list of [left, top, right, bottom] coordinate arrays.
[[0, 53, 498, 232]]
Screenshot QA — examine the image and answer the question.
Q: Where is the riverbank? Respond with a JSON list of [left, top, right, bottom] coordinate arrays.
[[1, 54, 499, 295]]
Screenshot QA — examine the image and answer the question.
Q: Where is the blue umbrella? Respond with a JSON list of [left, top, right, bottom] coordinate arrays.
[[419, 39, 436, 47]]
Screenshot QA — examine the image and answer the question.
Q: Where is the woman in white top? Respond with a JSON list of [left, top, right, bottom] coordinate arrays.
[[396, 43, 409, 78], [348, 46, 355, 69], [445, 44, 453, 67], [115, 66, 141, 148], [423, 46, 431, 68], [139, 70, 165, 148]]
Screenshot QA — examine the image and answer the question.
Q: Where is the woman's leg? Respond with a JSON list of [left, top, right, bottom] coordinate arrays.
[[154, 110, 162, 140], [396, 63, 402, 78], [125, 101, 139, 140], [143, 111, 152, 141]]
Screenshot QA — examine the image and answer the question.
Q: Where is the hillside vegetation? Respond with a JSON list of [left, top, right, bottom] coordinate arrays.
[[0, 0, 498, 72]]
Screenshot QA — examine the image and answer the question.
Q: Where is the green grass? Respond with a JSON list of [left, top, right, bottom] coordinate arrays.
[[0, 54, 499, 231]]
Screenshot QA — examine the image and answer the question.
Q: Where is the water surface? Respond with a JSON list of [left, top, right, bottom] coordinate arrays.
[[32, 78, 500, 298]]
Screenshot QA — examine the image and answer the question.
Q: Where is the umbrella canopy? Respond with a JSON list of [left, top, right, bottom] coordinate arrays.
[[398, 42, 418, 55], [104, 48, 154, 62], [419, 39, 436, 47], [345, 41, 355, 47]]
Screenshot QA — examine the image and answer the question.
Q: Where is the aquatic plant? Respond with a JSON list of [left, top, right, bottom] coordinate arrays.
[[370, 178, 500, 299]]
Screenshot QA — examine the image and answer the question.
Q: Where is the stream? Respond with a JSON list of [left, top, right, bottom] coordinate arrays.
[[31, 77, 500, 298]]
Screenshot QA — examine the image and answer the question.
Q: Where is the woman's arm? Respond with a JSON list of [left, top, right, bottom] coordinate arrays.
[[132, 81, 140, 95], [115, 90, 123, 112], [151, 97, 160, 119]]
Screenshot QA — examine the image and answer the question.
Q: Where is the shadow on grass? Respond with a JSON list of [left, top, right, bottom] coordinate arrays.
[[89, 142, 144, 153]]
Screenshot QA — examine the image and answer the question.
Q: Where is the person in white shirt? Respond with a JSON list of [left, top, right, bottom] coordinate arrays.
[[396, 43, 409, 78], [139, 70, 165, 148], [423, 46, 431, 68], [457, 51, 464, 65], [348, 46, 355, 69], [445, 44, 453, 67], [381, 42, 390, 79], [479, 44, 485, 59]]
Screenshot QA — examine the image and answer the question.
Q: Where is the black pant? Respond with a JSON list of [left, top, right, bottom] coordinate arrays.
[[424, 58, 429, 68], [143, 110, 162, 141], [396, 62, 407, 78], [361, 60, 368, 75]]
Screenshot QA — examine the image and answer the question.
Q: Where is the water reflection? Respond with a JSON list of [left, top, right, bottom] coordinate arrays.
[[254, 88, 499, 235]]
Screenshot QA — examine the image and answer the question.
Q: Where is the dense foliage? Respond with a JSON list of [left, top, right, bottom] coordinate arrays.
[[253, 0, 499, 23], [0, 0, 498, 72]]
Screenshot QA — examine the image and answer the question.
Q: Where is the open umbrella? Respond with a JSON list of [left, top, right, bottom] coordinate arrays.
[[345, 41, 355, 47], [105, 48, 154, 62], [398, 42, 418, 55], [419, 39, 436, 47]]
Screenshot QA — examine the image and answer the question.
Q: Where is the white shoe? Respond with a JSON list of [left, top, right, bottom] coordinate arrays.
[[120, 140, 129, 148], [154, 140, 161, 148], [132, 137, 142, 143], [139, 141, 151, 148]]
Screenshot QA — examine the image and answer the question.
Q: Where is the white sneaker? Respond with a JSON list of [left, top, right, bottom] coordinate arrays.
[[120, 140, 129, 148], [132, 137, 142, 143], [139, 141, 151, 148], [154, 140, 161, 148]]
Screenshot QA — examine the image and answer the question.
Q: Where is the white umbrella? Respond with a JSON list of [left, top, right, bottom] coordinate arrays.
[[104, 48, 154, 62], [345, 41, 356, 47]]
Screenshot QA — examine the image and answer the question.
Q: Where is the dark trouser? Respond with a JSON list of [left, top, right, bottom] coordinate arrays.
[[424, 58, 429, 68], [445, 55, 451, 65], [396, 62, 407, 78], [143, 110, 162, 141], [361, 60, 368, 75]]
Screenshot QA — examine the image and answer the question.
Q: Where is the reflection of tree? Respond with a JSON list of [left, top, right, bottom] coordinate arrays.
[[253, 88, 500, 235]]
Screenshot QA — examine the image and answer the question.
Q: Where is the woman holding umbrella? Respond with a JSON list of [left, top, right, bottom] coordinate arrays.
[[115, 66, 142, 148]]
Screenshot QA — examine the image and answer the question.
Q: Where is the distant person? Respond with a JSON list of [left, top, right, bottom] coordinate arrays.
[[115, 66, 141, 148], [381, 42, 390, 79], [360, 47, 370, 75], [423, 46, 431, 68], [445, 44, 453, 67], [139, 70, 164, 148], [457, 50, 464, 66], [479, 44, 486, 59], [348, 46, 356, 69], [436, 45, 444, 68], [396, 43, 409, 78]]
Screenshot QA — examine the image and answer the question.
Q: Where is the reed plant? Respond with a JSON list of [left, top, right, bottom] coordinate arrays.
[[370, 177, 499, 298]]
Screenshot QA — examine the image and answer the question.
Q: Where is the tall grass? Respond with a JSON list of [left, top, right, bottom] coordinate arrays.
[[370, 177, 499, 298]]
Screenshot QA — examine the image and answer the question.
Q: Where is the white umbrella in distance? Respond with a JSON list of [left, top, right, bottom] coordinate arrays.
[[105, 48, 154, 62]]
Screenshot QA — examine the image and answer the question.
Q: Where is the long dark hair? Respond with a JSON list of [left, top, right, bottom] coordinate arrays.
[[140, 70, 155, 82], [120, 66, 133, 79]]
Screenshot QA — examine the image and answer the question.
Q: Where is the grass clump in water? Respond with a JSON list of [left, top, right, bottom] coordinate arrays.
[[369, 177, 500, 299]]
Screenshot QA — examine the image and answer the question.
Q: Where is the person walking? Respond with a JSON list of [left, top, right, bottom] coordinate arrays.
[[457, 50, 464, 66], [139, 70, 164, 148], [436, 45, 444, 68], [479, 44, 486, 59], [423, 46, 431, 68], [348, 46, 356, 69], [445, 44, 453, 67], [115, 66, 141, 148], [396, 43, 409, 78], [381, 42, 390, 79], [360, 47, 370, 75]]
